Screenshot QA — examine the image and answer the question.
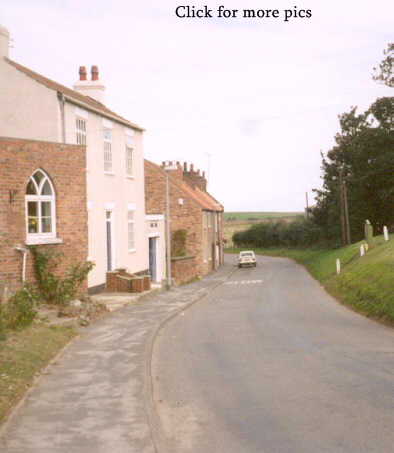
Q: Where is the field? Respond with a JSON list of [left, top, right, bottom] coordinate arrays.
[[223, 211, 303, 247]]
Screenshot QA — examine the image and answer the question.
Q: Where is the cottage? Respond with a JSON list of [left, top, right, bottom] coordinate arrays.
[[0, 24, 149, 291], [145, 160, 224, 285]]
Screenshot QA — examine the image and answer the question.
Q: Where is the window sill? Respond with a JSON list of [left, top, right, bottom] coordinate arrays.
[[104, 171, 115, 176], [25, 237, 63, 246], [128, 248, 136, 254], [126, 175, 135, 179]]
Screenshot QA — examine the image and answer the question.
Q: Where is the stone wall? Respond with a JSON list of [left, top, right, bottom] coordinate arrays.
[[0, 137, 88, 298]]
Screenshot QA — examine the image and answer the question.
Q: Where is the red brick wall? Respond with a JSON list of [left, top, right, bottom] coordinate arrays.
[[145, 160, 205, 283], [171, 256, 199, 286], [0, 137, 88, 298]]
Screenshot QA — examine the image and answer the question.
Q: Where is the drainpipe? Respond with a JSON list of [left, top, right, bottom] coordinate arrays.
[[57, 91, 66, 143], [15, 246, 28, 283]]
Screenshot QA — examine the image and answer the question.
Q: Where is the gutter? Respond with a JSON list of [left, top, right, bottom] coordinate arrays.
[[58, 92, 145, 132], [57, 92, 66, 143], [15, 246, 28, 282]]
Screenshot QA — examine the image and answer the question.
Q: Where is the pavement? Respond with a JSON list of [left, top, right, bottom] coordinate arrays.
[[0, 261, 236, 453]]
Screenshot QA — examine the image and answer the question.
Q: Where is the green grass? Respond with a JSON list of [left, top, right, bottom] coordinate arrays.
[[226, 235, 394, 325], [223, 211, 303, 221], [0, 324, 76, 424]]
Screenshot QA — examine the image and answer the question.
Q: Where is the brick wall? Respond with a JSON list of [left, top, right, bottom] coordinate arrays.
[[0, 137, 88, 298], [145, 160, 205, 283]]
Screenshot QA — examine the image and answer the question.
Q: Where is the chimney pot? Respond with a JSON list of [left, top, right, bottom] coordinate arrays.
[[79, 66, 87, 81], [190, 163, 194, 171], [183, 162, 187, 171], [91, 65, 99, 81]]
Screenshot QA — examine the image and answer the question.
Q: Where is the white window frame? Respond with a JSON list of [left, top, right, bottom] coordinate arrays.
[[104, 128, 113, 173], [25, 169, 61, 245], [76, 117, 87, 145], [127, 208, 136, 252], [125, 143, 134, 178]]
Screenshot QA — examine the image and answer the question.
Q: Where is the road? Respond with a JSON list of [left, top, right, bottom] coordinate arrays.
[[152, 255, 394, 453]]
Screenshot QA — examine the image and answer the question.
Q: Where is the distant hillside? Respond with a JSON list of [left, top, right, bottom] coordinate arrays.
[[224, 212, 303, 222]]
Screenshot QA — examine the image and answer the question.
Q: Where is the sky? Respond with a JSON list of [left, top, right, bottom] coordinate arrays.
[[1, 0, 393, 211]]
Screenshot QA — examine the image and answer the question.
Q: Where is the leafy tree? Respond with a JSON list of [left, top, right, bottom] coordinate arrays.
[[372, 43, 393, 87], [312, 98, 394, 243]]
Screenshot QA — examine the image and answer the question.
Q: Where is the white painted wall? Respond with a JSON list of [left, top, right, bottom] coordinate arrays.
[[64, 102, 148, 288], [146, 215, 166, 283], [0, 59, 60, 141]]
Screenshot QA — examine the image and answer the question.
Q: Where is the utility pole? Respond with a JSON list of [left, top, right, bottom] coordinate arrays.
[[164, 161, 177, 289], [305, 192, 309, 220], [338, 167, 346, 245], [343, 180, 351, 244]]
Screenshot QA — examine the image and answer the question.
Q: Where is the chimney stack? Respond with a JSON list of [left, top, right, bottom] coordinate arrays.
[[91, 65, 99, 81], [79, 66, 87, 81], [73, 64, 105, 103], [0, 24, 10, 58]]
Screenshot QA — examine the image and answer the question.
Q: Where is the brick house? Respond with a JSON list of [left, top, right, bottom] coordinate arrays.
[[144, 160, 224, 285], [0, 24, 148, 292], [0, 137, 87, 298]]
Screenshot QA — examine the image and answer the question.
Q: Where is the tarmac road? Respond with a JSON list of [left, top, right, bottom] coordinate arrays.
[[152, 255, 394, 453]]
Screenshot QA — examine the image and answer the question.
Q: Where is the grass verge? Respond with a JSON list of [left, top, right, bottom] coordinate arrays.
[[226, 235, 394, 325], [0, 323, 76, 424]]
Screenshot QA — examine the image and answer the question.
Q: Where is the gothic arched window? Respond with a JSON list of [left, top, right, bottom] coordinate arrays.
[[25, 169, 56, 241]]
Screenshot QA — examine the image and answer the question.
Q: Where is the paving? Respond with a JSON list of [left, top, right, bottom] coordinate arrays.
[[0, 262, 236, 453]]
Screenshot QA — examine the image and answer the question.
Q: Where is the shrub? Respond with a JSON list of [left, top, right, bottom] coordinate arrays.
[[233, 219, 326, 248], [172, 229, 187, 257], [30, 246, 94, 305], [5, 285, 38, 330], [0, 303, 6, 340]]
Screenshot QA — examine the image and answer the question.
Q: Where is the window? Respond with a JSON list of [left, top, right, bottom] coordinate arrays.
[[126, 137, 134, 176], [104, 128, 112, 173], [127, 210, 135, 251], [76, 117, 86, 145], [25, 170, 56, 242]]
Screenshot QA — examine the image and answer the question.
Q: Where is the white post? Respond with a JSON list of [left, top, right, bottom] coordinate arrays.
[[383, 226, 389, 241], [336, 258, 341, 275], [360, 244, 365, 256]]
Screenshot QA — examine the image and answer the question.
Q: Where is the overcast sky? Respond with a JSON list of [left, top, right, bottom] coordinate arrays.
[[1, 0, 393, 211]]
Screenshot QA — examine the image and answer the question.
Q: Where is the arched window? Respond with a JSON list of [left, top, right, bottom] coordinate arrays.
[[25, 170, 56, 242]]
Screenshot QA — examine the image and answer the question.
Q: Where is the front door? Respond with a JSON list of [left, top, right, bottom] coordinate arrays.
[[149, 237, 157, 282], [106, 210, 114, 271]]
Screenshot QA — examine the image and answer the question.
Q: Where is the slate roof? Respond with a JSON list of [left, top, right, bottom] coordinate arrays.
[[5, 57, 144, 131]]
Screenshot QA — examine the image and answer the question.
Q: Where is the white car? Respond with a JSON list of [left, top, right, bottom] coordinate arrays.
[[238, 251, 257, 268]]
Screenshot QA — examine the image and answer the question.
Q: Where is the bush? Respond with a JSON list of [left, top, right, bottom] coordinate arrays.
[[172, 229, 187, 257], [0, 303, 6, 340], [233, 219, 326, 248], [5, 285, 38, 330], [30, 246, 94, 305]]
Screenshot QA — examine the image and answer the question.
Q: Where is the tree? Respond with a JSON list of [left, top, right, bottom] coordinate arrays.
[[311, 98, 394, 243], [372, 43, 394, 87]]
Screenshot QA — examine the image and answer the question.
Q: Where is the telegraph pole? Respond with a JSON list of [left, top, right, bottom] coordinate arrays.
[[343, 180, 351, 244], [338, 167, 346, 245], [305, 192, 309, 220]]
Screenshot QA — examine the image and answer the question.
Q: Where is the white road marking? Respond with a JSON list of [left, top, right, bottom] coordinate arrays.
[[224, 280, 263, 285]]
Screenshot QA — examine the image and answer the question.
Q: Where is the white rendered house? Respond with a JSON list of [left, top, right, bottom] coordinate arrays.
[[0, 24, 156, 290]]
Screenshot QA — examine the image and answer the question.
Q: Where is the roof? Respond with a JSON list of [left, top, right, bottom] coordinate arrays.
[[5, 57, 144, 131], [145, 159, 223, 212]]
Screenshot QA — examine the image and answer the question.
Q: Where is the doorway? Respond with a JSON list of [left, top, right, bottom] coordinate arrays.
[[106, 210, 115, 271], [149, 237, 157, 282]]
